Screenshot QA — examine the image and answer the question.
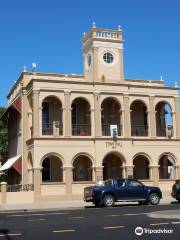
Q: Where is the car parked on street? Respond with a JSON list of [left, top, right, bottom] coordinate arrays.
[[171, 180, 180, 203], [84, 178, 162, 207]]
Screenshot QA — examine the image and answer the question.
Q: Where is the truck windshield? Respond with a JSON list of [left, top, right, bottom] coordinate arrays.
[[104, 180, 113, 187]]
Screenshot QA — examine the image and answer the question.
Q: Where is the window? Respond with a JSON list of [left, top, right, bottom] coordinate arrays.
[[128, 180, 142, 187], [42, 102, 50, 126], [42, 158, 50, 181], [103, 52, 114, 63], [117, 179, 125, 187]]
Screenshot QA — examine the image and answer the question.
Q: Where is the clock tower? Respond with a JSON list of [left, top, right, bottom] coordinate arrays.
[[83, 23, 124, 83]]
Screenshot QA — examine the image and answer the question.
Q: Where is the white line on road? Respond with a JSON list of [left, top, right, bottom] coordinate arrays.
[[105, 215, 121, 217], [53, 229, 76, 233], [0, 233, 22, 237], [68, 217, 85, 219], [7, 212, 69, 217], [28, 218, 46, 222], [171, 221, 180, 225], [104, 226, 125, 229], [150, 223, 169, 226], [123, 213, 147, 216]]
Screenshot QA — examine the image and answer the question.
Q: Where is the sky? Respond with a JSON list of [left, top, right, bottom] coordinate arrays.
[[0, 0, 180, 107]]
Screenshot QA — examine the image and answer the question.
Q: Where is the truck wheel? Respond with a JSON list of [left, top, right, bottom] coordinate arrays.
[[148, 193, 160, 205], [103, 195, 115, 207]]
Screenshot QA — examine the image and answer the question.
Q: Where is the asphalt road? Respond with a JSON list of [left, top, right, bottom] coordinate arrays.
[[0, 203, 180, 240]]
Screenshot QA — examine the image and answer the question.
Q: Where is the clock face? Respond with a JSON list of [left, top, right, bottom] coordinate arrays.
[[103, 51, 114, 64]]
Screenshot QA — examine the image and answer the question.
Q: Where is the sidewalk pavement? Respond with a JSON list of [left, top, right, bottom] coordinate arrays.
[[0, 194, 177, 212]]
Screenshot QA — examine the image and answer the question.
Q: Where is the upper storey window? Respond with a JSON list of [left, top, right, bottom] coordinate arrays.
[[103, 52, 114, 64]]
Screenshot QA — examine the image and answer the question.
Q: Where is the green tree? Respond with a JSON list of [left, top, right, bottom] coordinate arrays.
[[0, 107, 8, 163]]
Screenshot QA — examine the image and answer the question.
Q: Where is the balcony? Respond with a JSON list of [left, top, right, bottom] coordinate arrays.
[[131, 125, 148, 136], [72, 124, 91, 136], [102, 124, 122, 136], [42, 122, 63, 136]]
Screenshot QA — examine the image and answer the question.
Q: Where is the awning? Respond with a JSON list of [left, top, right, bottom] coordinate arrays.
[[0, 155, 22, 175], [1, 96, 21, 122]]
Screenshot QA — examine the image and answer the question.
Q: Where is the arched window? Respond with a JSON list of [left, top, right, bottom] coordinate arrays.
[[133, 155, 150, 179], [71, 98, 91, 136], [155, 102, 173, 137], [42, 156, 63, 182], [130, 100, 148, 136], [159, 155, 175, 179], [101, 98, 122, 136], [103, 153, 123, 180], [42, 96, 63, 136], [73, 155, 92, 181]]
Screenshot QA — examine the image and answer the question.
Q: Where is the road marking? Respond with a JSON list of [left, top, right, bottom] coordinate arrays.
[[105, 215, 121, 217], [28, 218, 46, 222], [53, 229, 76, 233], [68, 216, 84, 219], [0, 233, 22, 237], [104, 226, 125, 229], [150, 223, 169, 226], [171, 221, 180, 225], [7, 212, 69, 217], [123, 213, 147, 216]]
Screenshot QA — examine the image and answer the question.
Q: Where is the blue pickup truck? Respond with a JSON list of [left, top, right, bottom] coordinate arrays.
[[84, 178, 162, 207]]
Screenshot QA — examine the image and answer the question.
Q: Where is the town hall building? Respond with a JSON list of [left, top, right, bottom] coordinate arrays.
[[1, 24, 180, 201]]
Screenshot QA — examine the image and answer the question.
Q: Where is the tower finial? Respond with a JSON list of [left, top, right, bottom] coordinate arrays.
[[23, 66, 27, 72], [174, 81, 178, 87], [118, 25, 122, 31], [160, 75, 163, 81], [92, 22, 96, 28]]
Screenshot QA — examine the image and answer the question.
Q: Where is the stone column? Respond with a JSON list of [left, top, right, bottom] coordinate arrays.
[[90, 108, 95, 137], [149, 96, 156, 138], [172, 112, 176, 138], [176, 166, 180, 179], [0, 182, 7, 204], [174, 97, 180, 138], [122, 166, 126, 178], [95, 167, 103, 182], [150, 166, 159, 187], [64, 167, 73, 195], [64, 91, 71, 137], [33, 167, 42, 202], [94, 92, 101, 137], [123, 95, 130, 138], [32, 90, 40, 138], [119, 49, 124, 81], [93, 47, 98, 81], [22, 89, 29, 184], [125, 166, 134, 178]]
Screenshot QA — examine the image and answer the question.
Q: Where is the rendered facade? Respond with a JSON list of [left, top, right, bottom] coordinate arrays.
[[2, 24, 180, 200]]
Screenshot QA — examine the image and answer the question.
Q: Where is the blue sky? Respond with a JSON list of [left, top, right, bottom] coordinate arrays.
[[0, 0, 180, 107]]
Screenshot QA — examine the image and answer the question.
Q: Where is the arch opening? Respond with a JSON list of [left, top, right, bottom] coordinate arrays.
[[42, 96, 63, 136], [133, 155, 150, 179], [41, 155, 63, 182], [103, 153, 123, 180], [73, 155, 93, 181], [155, 102, 173, 137], [159, 154, 175, 179], [101, 98, 122, 136], [71, 98, 91, 136], [130, 100, 148, 136]]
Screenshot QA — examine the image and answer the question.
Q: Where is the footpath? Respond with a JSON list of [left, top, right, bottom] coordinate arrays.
[[0, 194, 176, 212]]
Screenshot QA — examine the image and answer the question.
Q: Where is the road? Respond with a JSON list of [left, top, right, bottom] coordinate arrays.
[[0, 203, 180, 240]]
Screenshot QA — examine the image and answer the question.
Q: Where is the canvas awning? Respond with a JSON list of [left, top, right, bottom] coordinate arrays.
[[1, 96, 21, 122], [0, 155, 22, 175]]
